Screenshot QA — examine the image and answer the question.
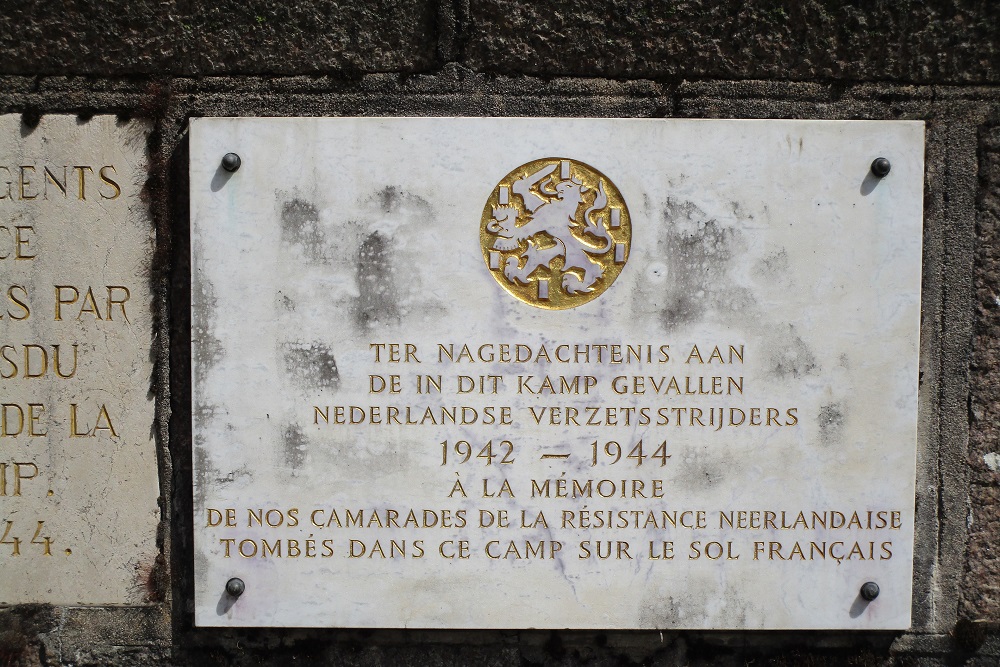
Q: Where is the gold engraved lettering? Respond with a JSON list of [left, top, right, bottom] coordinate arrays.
[[314, 406, 328, 424], [0, 404, 46, 437], [29, 521, 52, 555], [19, 166, 37, 200], [415, 374, 441, 393], [14, 226, 35, 259], [69, 403, 118, 438], [206, 508, 238, 527], [369, 374, 401, 394], [0, 166, 11, 199], [54, 286, 78, 320], [750, 540, 895, 563], [578, 540, 632, 560], [73, 166, 93, 200], [0, 226, 37, 260], [0, 165, 119, 200], [438, 540, 470, 559], [53, 345, 76, 378], [487, 540, 563, 560], [220, 538, 234, 557], [349, 539, 424, 559], [105, 286, 130, 321], [0, 462, 39, 495], [3, 286, 30, 319], [0, 520, 21, 555], [246, 508, 299, 528], [481, 478, 514, 498], [685, 344, 744, 364], [238, 539, 257, 558], [448, 477, 467, 498], [689, 541, 739, 560], [98, 165, 121, 199], [648, 541, 675, 559], [12, 462, 37, 495], [54, 285, 130, 321], [43, 167, 67, 198], [79, 288, 101, 318], [0, 345, 76, 379], [1, 404, 23, 436], [368, 343, 420, 362]]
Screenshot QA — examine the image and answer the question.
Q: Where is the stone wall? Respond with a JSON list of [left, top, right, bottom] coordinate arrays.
[[1, 2, 999, 665]]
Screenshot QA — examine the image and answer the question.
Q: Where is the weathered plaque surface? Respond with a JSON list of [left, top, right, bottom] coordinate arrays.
[[0, 115, 159, 603], [191, 118, 923, 629]]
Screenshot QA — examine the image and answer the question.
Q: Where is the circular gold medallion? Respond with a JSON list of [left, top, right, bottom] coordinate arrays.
[[480, 157, 631, 310]]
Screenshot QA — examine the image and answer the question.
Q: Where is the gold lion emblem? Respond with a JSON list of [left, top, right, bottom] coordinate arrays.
[[480, 158, 631, 310]]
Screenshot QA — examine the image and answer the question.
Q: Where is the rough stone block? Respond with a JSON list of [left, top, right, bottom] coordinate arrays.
[[0, 0, 438, 76], [964, 124, 1000, 621], [189, 0, 438, 74], [0, 1, 187, 75], [464, 1, 1000, 84], [963, 485, 1000, 619]]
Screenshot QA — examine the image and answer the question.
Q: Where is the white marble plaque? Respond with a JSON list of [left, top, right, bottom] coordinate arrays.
[[191, 118, 923, 629], [0, 115, 159, 603]]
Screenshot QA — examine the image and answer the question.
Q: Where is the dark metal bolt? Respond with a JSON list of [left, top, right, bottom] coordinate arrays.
[[860, 581, 880, 601], [870, 157, 891, 178], [225, 577, 245, 598], [221, 153, 242, 172]]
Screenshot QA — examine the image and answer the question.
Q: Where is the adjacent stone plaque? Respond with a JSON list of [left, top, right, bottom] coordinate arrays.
[[191, 118, 923, 629], [0, 115, 159, 603]]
